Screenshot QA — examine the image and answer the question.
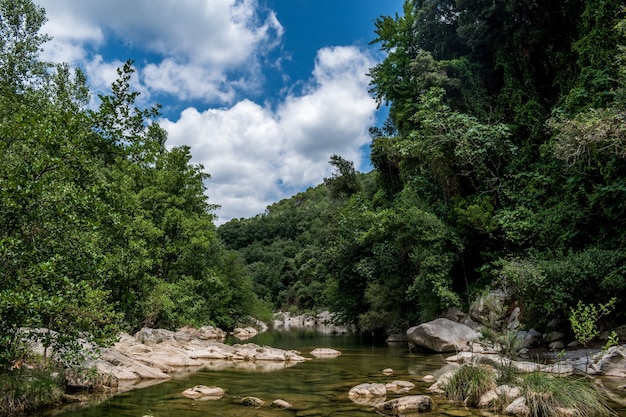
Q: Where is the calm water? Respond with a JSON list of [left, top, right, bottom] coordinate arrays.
[[36, 329, 626, 417]]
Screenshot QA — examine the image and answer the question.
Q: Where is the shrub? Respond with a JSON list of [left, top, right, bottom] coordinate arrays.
[[0, 366, 64, 416], [443, 364, 497, 407], [521, 372, 616, 417]]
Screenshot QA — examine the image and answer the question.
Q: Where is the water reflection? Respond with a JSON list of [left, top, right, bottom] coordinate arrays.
[[35, 329, 626, 417]]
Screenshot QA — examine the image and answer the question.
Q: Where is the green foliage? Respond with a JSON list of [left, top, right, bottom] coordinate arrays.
[[569, 298, 617, 347], [521, 373, 615, 417], [444, 365, 497, 407], [0, 365, 64, 416], [0, 0, 264, 378]]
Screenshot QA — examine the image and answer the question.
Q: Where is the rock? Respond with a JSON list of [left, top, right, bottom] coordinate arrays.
[[423, 375, 435, 382], [232, 327, 258, 340], [181, 385, 225, 400], [444, 306, 467, 323], [348, 383, 387, 397], [518, 328, 542, 349], [241, 396, 265, 407], [545, 331, 564, 343], [309, 348, 341, 357], [549, 341, 565, 350], [592, 345, 626, 377], [507, 307, 521, 330], [469, 289, 508, 326], [385, 380, 415, 393], [407, 318, 479, 352], [271, 399, 292, 409], [374, 395, 433, 414], [478, 384, 522, 408], [505, 396, 529, 417], [382, 368, 394, 375], [427, 370, 456, 395], [134, 328, 176, 345]]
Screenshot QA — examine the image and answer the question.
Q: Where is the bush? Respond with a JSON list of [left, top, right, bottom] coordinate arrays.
[[521, 372, 615, 417], [443, 364, 497, 407], [0, 366, 64, 416]]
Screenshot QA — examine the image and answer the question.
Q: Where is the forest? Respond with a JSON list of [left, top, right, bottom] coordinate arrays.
[[1, 0, 626, 377]]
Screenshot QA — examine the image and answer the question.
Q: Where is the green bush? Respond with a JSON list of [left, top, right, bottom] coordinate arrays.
[[443, 365, 497, 407], [521, 373, 615, 417], [0, 367, 64, 416]]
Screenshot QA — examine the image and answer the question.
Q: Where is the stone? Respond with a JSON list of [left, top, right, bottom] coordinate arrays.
[[385, 380, 415, 392], [478, 384, 522, 408], [507, 307, 521, 330], [348, 383, 387, 397], [407, 318, 479, 352], [374, 395, 434, 414], [423, 375, 435, 382], [545, 331, 564, 343], [505, 396, 529, 417], [271, 399, 292, 409], [309, 348, 341, 357], [518, 328, 542, 349], [241, 396, 265, 407], [469, 288, 509, 326], [592, 345, 626, 377], [181, 385, 225, 400], [232, 327, 258, 340], [549, 341, 565, 350]]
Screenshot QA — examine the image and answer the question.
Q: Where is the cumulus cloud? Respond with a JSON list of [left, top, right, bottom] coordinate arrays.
[[162, 46, 377, 223], [37, 0, 283, 103]]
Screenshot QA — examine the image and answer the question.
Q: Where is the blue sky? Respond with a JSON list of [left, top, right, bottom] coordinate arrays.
[[36, 0, 404, 223]]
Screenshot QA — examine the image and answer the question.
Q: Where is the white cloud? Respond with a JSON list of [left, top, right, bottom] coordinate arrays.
[[37, 0, 283, 103], [162, 46, 377, 224]]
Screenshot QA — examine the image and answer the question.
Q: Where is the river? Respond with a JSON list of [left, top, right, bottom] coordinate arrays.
[[34, 329, 626, 417]]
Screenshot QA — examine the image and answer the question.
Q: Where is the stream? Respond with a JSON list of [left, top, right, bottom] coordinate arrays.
[[34, 329, 626, 417]]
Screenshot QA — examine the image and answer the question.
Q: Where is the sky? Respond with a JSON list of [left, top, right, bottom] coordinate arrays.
[[35, 0, 405, 224]]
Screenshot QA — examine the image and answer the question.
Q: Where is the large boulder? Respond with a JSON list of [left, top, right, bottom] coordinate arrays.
[[374, 395, 433, 414], [591, 345, 626, 377], [407, 318, 479, 352]]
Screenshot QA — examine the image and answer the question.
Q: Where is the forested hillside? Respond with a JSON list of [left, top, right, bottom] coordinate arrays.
[[2, 0, 626, 374], [0, 0, 267, 371], [220, 0, 626, 335]]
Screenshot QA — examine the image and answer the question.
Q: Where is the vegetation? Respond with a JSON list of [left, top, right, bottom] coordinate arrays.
[[1, 0, 626, 413], [0, 2, 265, 411], [443, 364, 496, 407], [521, 373, 615, 417], [443, 365, 615, 417], [221, 0, 626, 336]]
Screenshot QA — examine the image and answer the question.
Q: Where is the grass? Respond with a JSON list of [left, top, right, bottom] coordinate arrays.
[[0, 366, 65, 416], [443, 364, 497, 407], [521, 372, 616, 417]]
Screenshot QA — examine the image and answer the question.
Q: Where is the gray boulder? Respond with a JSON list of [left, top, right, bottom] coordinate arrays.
[[407, 318, 479, 352], [592, 345, 626, 377], [374, 395, 433, 414]]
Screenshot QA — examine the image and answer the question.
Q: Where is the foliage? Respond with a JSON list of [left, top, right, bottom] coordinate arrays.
[[521, 373, 615, 417], [0, 0, 263, 380], [443, 364, 497, 407], [569, 298, 617, 347], [0, 365, 64, 416]]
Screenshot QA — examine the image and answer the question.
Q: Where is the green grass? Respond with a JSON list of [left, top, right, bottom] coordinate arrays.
[[443, 364, 497, 407], [521, 372, 616, 417], [0, 367, 64, 416]]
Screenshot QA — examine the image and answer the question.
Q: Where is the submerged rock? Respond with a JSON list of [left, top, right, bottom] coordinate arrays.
[[241, 396, 265, 407], [309, 348, 341, 357], [374, 395, 434, 414], [348, 383, 387, 397], [181, 385, 225, 400], [271, 399, 292, 409]]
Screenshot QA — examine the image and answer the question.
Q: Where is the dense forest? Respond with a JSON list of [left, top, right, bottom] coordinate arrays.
[[0, 0, 269, 372], [220, 0, 626, 335], [1, 0, 626, 377]]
